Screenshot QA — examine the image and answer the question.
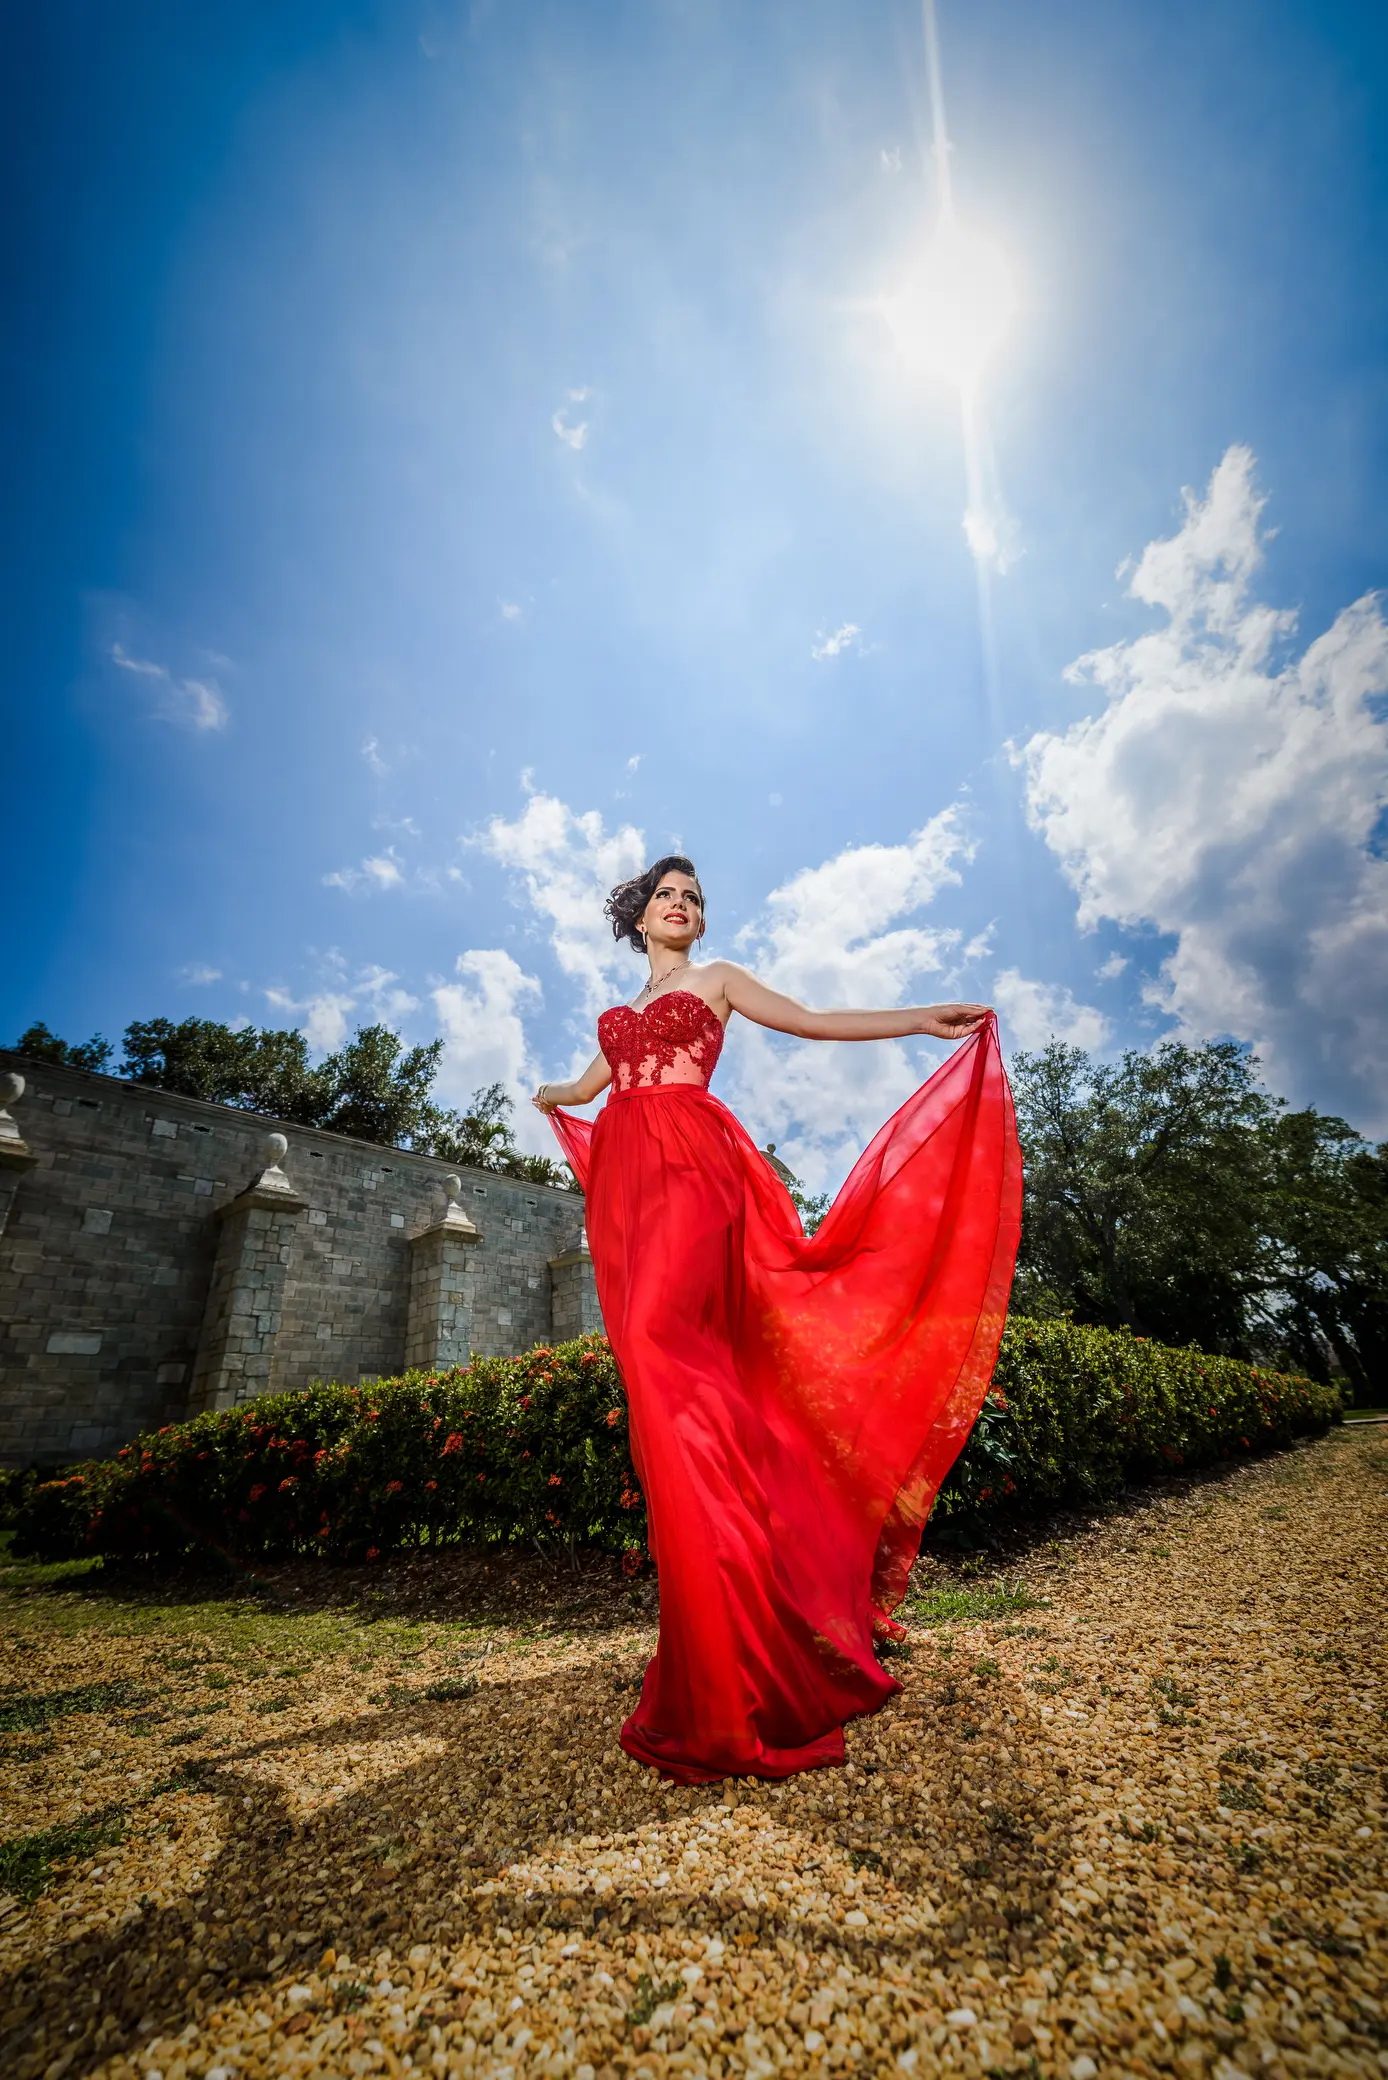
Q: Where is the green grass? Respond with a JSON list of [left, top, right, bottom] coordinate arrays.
[[0, 1545, 498, 1666], [907, 1582, 1049, 1627], [0, 1805, 129, 1902], [0, 1679, 140, 1734]]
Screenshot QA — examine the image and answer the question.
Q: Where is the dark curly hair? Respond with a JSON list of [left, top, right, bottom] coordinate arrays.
[[605, 855, 705, 955]]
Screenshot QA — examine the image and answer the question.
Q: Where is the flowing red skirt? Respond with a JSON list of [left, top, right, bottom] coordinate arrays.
[[549, 1016, 1021, 1783]]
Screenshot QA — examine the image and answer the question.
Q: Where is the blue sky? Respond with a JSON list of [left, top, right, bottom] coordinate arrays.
[[5, 0, 1387, 1180]]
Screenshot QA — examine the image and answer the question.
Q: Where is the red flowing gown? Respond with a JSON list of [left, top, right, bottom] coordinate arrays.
[[548, 992, 1021, 1784]]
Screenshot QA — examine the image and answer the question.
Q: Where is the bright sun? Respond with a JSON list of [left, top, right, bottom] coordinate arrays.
[[885, 214, 1017, 394]]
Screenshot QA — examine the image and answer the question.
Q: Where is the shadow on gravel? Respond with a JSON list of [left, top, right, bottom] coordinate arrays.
[[1, 1645, 1082, 2080], [2, 1539, 657, 1637]]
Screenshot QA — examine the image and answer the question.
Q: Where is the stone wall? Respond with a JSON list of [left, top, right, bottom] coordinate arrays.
[[0, 1052, 602, 1468]]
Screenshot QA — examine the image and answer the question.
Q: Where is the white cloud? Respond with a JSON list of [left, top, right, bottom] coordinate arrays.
[[626, 753, 643, 773], [991, 969, 1111, 1052], [1096, 952, 1128, 980], [880, 146, 903, 173], [301, 992, 356, 1052], [499, 600, 523, 623], [110, 643, 228, 731], [474, 790, 647, 1019], [722, 811, 973, 1187], [324, 849, 407, 893], [432, 949, 550, 1151], [263, 965, 421, 1055], [811, 622, 862, 661], [180, 963, 222, 986], [552, 406, 588, 451], [1017, 446, 1388, 1128], [362, 736, 388, 775]]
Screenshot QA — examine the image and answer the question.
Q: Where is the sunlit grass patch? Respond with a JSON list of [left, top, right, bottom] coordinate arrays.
[[0, 1805, 128, 1902], [907, 1582, 1048, 1627]]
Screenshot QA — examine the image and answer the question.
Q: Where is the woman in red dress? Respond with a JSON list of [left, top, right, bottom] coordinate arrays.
[[534, 856, 1021, 1785]]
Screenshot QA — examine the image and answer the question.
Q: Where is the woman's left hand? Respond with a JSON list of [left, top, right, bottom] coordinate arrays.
[[919, 1003, 992, 1040]]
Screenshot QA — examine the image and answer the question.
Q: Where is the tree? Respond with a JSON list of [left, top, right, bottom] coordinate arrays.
[[119, 1017, 318, 1119], [11, 1015, 577, 1189], [311, 1027, 444, 1146], [12, 1022, 113, 1074], [1011, 1038, 1276, 1354], [1257, 1109, 1388, 1401], [414, 1082, 574, 1192]]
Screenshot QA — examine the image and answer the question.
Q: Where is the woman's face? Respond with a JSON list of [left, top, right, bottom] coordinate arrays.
[[640, 870, 705, 954]]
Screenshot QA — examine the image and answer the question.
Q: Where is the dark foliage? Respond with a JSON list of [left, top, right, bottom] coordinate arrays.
[[1011, 1038, 1386, 1396]]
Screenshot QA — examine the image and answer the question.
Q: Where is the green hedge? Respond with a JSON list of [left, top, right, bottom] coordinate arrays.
[[933, 1317, 1340, 1532], [13, 1336, 641, 1567], [12, 1322, 1340, 1566]]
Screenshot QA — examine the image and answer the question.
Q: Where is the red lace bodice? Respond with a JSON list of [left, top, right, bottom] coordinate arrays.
[[598, 989, 726, 1092]]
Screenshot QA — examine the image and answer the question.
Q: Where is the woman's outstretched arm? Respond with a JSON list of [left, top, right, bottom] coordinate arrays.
[[532, 1051, 613, 1114], [716, 962, 989, 1043]]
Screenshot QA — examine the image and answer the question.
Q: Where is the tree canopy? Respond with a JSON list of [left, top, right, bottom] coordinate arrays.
[[1011, 1037, 1385, 1397], [9, 1018, 575, 1193]]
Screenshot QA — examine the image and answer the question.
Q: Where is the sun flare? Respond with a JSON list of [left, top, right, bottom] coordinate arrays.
[[885, 214, 1017, 394]]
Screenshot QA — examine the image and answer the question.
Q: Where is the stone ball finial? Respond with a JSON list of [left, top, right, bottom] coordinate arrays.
[[443, 1174, 463, 1204], [263, 1131, 289, 1165], [0, 1071, 24, 1108]]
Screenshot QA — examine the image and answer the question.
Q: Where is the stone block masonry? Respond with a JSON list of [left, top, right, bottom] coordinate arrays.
[[0, 1052, 601, 1466]]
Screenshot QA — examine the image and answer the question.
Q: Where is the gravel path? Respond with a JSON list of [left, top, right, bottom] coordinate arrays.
[[1, 1425, 1384, 2080]]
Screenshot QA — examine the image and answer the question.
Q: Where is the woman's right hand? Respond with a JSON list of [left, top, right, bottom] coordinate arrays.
[[532, 1084, 562, 1115]]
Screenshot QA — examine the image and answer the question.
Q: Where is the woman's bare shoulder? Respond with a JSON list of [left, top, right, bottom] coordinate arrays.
[[690, 957, 753, 1001]]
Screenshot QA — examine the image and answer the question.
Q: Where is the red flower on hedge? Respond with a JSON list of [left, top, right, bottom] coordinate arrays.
[[605, 1409, 621, 1428], [621, 1551, 644, 1576], [385, 1479, 403, 1496], [424, 1479, 437, 1492], [279, 1477, 298, 1493], [518, 1395, 532, 1410], [366, 1546, 380, 1560], [442, 1433, 464, 1456], [248, 1484, 266, 1502], [547, 1473, 562, 1487]]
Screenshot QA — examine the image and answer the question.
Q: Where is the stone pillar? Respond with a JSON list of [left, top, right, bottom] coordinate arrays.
[[405, 1175, 482, 1372], [189, 1133, 306, 1414], [0, 1071, 38, 1241], [549, 1225, 603, 1341]]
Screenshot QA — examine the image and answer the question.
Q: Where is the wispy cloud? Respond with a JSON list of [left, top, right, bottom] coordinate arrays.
[[551, 390, 590, 450], [263, 964, 420, 1054], [362, 737, 388, 776], [324, 848, 407, 893], [1017, 445, 1388, 1128], [110, 643, 227, 731], [179, 963, 223, 986], [499, 600, 523, 623], [811, 623, 863, 661]]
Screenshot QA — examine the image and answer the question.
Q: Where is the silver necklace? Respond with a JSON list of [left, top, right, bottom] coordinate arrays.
[[636, 959, 692, 1006]]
